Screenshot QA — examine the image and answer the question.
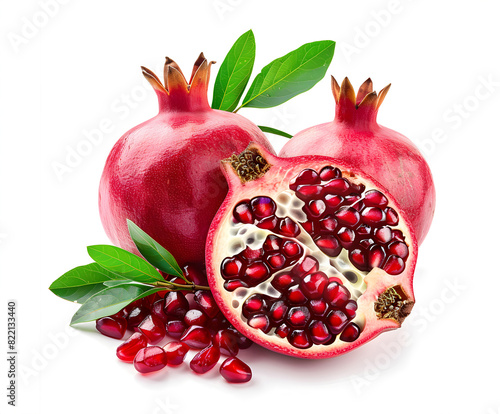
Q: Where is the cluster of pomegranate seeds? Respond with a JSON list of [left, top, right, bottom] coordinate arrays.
[[240, 255, 361, 348], [221, 234, 303, 291], [290, 167, 409, 275], [95, 264, 253, 383]]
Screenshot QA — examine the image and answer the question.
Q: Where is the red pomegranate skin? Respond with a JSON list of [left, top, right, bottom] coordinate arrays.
[[279, 78, 435, 245], [99, 55, 274, 265]]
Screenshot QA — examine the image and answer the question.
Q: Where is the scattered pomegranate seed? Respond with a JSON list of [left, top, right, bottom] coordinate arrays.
[[133, 346, 168, 374], [116, 332, 148, 362], [180, 325, 212, 349], [96, 316, 127, 339], [194, 290, 220, 318], [184, 309, 209, 327], [138, 314, 166, 344], [126, 306, 150, 329], [166, 319, 187, 339], [213, 330, 239, 356], [220, 357, 252, 383], [164, 291, 189, 318], [190, 344, 220, 374], [163, 341, 190, 366]]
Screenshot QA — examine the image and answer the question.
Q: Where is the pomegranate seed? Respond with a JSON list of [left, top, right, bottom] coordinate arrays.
[[271, 273, 294, 291], [335, 206, 360, 227], [290, 168, 321, 190], [359, 238, 375, 249], [300, 272, 328, 299], [251, 196, 276, 219], [288, 330, 312, 349], [96, 316, 127, 339], [282, 240, 301, 257], [361, 207, 386, 225], [296, 185, 323, 200], [213, 330, 239, 356], [344, 300, 358, 319], [180, 325, 212, 349], [257, 216, 278, 230], [324, 178, 350, 195], [194, 290, 219, 318], [337, 227, 356, 248], [233, 201, 254, 224], [267, 253, 286, 270], [292, 256, 319, 276], [163, 341, 190, 366], [150, 299, 168, 323], [301, 220, 315, 234], [190, 344, 220, 374], [138, 314, 166, 344], [126, 306, 150, 329], [315, 235, 342, 257], [206, 313, 230, 334], [308, 199, 326, 218], [184, 309, 209, 327], [326, 310, 349, 334], [275, 324, 290, 338], [287, 306, 311, 327], [224, 280, 248, 291], [383, 255, 405, 275], [286, 286, 308, 305], [221, 257, 244, 280], [388, 241, 409, 259], [241, 246, 263, 261], [227, 327, 253, 349], [392, 229, 405, 241], [247, 314, 271, 333], [220, 357, 252, 383], [357, 223, 371, 236], [324, 282, 351, 308], [269, 300, 288, 323], [309, 298, 328, 316], [263, 234, 281, 252], [319, 165, 341, 180], [309, 320, 332, 345], [133, 346, 168, 373], [385, 207, 399, 226], [324, 194, 343, 209], [116, 332, 148, 362], [318, 216, 338, 233], [340, 323, 361, 342], [374, 226, 393, 243], [244, 262, 270, 283], [364, 190, 388, 208], [242, 294, 267, 318], [166, 319, 186, 339], [349, 249, 368, 270], [164, 291, 189, 319], [182, 264, 208, 285], [279, 217, 300, 237], [368, 245, 386, 269]]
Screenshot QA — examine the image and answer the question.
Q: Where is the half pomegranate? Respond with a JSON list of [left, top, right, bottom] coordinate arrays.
[[279, 77, 435, 245], [99, 54, 274, 266], [206, 144, 418, 358]]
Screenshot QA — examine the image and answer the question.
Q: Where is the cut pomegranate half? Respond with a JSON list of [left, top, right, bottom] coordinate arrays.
[[206, 143, 417, 359]]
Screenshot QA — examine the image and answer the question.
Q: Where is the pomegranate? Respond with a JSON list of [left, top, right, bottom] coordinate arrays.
[[206, 143, 418, 358], [279, 77, 435, 244], [99, 53, 274, 266]]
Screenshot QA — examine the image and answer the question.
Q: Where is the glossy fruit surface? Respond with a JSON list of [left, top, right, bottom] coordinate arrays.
[[279, 77, 435, 244], [99, 54, 274, 266]]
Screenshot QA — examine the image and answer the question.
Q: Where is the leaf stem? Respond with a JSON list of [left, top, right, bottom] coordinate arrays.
[[152, 280, 211, 292]]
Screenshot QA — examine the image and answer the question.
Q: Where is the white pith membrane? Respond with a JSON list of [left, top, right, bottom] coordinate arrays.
[[208, 145, 417, 358]]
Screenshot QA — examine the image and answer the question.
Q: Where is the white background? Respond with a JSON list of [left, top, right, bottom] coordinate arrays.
[[1, 0, 499, 413]]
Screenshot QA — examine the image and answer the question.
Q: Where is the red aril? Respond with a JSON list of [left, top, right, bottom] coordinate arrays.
[[190, 344, 220, 374], [96, 316, 127, 339], [116, 332, 148, 362], [137, 314, 166, 344], [220, 357, 252, 383], [206, 144, 417, 358], [180, 325, 212, 349], [163, 341, 190, 366], [99, 54, 274, 266], [133, 346, 168, 374], [279, 77, 435, 245]]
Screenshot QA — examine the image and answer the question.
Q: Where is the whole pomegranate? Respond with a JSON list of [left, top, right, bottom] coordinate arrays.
[[99, 53, 274, 265], [206, 143, 417, 358], [279, 77, 435, 244]]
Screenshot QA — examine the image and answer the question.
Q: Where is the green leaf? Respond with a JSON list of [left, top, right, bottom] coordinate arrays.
[[103, 280, 134, 288], [240, 40, 335, 110], [212, 30, 256, 112], [49, 263, 125, 304], [70, 284, 163, 325], [87, 245, 165, 284], [258, 125, 293, 138], [126, 220, 185, 280]]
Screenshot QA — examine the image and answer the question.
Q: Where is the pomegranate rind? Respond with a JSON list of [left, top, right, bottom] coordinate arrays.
[[206, 143, 418, 359]]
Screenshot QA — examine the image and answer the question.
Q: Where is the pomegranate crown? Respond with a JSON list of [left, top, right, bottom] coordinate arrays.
[[332, 76, 391, 126], [141, 52, 216, 112]]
